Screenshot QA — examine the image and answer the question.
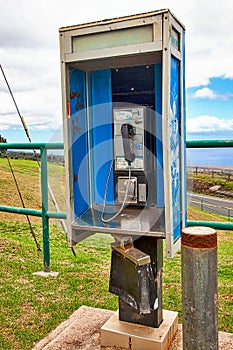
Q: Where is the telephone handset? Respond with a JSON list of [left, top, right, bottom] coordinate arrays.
[[102, 106, 155, 223], [113, 107, 146, 206], [121, 123, 136, 165]]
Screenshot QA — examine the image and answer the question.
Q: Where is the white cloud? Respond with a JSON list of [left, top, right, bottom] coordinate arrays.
[[180, 1, 233, 87], [0, 112, 57, 131], [192, 88, 218, 100], [0, 78, 61, 132], [191, 87, 233, 101], [0, 0, 232, 137], [187, 115, 233, 133], [0, 46, 61, 131]]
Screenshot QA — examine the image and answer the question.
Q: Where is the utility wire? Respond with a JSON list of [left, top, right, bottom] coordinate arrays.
[[0, 65, 69, 251], [0, 66, 32, 141], [0, 65, 39, 162], [5, 150, 41, 251]]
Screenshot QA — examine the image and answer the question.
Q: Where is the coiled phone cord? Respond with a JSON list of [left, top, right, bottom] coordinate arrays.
[[101, 160, 131, 223]]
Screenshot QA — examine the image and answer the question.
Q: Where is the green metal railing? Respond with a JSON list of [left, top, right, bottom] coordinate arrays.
[[0, 143, 66, 272], [0, 140, 232, 271], [186, 139, 233, 230]]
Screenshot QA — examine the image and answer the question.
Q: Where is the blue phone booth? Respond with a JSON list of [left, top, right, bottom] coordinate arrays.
[[60, 9, 186, 330]]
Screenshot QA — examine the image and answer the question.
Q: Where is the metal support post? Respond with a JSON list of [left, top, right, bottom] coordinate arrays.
[[132, 236, 163, 326], [40, 147, 50, 272], [182, 226, 218, 350], [109, 236, 163, 328]]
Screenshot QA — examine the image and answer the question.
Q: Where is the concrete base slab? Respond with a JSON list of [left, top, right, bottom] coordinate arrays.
[[101, 310, 178, 350], [31, 306, 233, 350], [32, 271, 59, 277]]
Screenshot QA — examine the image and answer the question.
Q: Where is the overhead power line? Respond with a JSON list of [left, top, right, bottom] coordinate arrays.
[[0, 64, 69, 250]]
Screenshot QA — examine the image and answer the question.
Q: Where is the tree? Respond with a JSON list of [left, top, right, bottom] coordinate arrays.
[[0, 135, 7, 143], [0, 134, 7, 156]]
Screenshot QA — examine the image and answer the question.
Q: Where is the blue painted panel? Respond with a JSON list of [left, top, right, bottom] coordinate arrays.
[[154, 63, 164, 207], [170, 57, 181, 242], [90, 69, 114, 204], [182, 30, 187, 226], [70, 68, 90, 217]]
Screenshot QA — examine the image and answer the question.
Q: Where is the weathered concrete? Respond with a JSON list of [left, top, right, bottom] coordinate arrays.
[[101, 310, 178, 350], [31, 306, 233, 350], [32, 271, 59, 277]]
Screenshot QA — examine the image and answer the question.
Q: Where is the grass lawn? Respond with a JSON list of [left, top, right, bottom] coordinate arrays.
[[0, 213, 232, 349], [0, 158, 232, 349], [0, 221, 116, 350]]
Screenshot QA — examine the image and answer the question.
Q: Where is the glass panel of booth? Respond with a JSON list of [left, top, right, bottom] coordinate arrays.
[[72, 25, 154, 52], [68, 63, 167, 240], [171, 27, 180, 51], [61, 11, 186, 258]]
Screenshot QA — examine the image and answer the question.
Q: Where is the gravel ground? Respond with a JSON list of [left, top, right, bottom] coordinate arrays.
[[32, 306, 233, 350]]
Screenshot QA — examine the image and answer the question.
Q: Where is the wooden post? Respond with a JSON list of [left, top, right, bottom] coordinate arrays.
[[181, 226, 218, 350]]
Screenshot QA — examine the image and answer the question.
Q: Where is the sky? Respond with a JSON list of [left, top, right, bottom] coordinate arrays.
[[0, 0, 233, 164]]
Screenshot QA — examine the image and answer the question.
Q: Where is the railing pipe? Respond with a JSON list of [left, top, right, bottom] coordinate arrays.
[[0, 142, 66, 271], [187, 220, 233, 230], [0, 205, 66, 219], [0, 205, 42, 217], [1, 140, 233, 271], [40, 146, 50, 272], [186, 139, 233, 148], [187, 139, 233, 229], [47, 211, 67, 219], [0, 142, 64, 150]]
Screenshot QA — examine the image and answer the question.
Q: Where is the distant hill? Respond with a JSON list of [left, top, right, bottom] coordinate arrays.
[[1, 151, 64, 164]]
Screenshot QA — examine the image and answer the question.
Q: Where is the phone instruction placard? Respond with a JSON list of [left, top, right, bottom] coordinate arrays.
[[113, 107, 144, 171]]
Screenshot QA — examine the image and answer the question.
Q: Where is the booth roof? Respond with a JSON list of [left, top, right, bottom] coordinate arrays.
[[59, 8, 184, 33]]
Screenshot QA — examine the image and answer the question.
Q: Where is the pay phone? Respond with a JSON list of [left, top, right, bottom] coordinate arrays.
[[60, 11, 186, 335], [113, 106, 156, 208], [60, 9, 186, 258]]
